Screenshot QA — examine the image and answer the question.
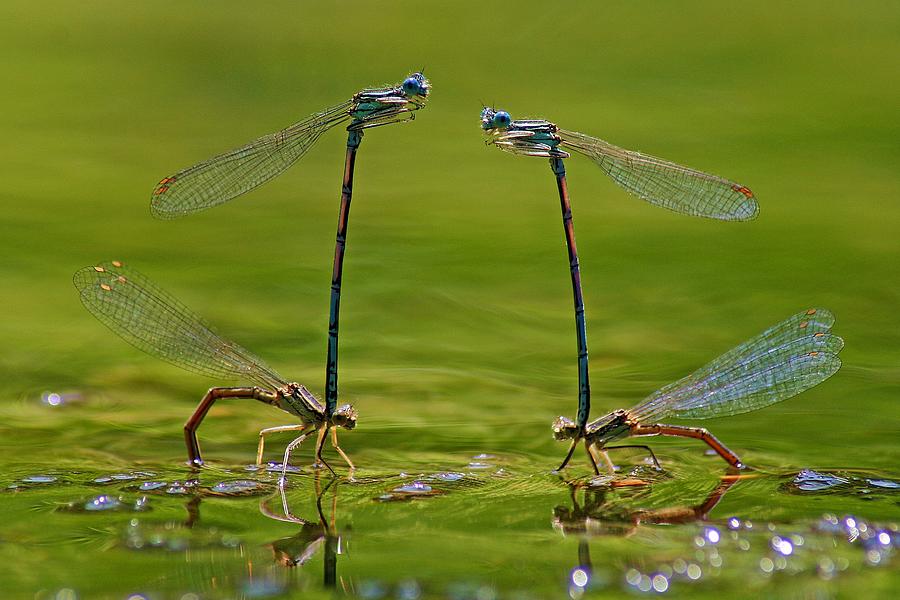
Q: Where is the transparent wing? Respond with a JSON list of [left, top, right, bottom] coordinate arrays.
[[74, 260, 287, 390], [150, 101, 352, 219], [630, 309, 843, 421], [559, 129, 758, 221]]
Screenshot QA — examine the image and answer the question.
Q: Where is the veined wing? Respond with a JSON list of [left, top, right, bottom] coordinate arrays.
[[559, 129, 758, 221], [74, 260, 287, 391], [629, 309, 843, 421], [150, 101, 352, 219]]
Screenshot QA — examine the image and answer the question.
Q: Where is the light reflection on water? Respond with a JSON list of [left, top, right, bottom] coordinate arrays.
[[4, 458, 896, 599]]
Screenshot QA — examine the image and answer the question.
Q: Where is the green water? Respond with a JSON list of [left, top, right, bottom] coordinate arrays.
[[1, 1, 898, 598]]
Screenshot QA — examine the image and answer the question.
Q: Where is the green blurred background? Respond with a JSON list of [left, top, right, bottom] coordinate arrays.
[[0, 1, 898, 598]]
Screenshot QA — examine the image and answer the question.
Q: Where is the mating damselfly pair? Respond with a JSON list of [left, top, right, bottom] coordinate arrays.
[[74, 71, 842, 481]]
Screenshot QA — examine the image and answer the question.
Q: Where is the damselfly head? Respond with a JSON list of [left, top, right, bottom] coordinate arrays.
[[552, 416, 579, 441], [332, 404, 358, 430], [402, 72, 429, 98], [480, 107, 511, 131]]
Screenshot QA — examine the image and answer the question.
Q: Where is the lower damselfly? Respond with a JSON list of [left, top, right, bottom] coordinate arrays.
[[74, 260, 356, 482]]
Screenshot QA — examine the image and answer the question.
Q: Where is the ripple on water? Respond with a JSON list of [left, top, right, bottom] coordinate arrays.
[[786, 469, 900, 495]]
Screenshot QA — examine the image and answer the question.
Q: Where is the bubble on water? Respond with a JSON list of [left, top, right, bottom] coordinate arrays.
[[23, 475, 57, 483], [85, 495, 121, 511], [394, 482, 432, 494], [264, 462, 302, 474], [397, 579, 422, 600], [791, 469, 849, 491], [651, 573, 669, 593], [671, 559, 686, 574], [432, 472, 465, 482], [759, 557, 774, 574], [358, 580, 387, 599], [166, 486, 188, 495], [211, 480, 259, 495], [139, 481, 167, 491], [685, 564, 701, 580], [625, 568, 642, 586], [636, 574, 652, 592], [867, 479, 900, 489], [817, 557, 835, 580], [241, 577, 284, 598]]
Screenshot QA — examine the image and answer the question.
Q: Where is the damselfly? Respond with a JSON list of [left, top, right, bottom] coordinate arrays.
[[480, 107, 759, 466], [552, 308, 843, 473], [74, 260, 356, 481], [152, 72, 430, 432]]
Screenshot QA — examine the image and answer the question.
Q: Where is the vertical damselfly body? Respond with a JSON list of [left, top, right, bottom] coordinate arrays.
[[150, 73, 430, 451], [480, 107, 759, 471], [552, 309, 843, 473], [74, 260, 358, 482]]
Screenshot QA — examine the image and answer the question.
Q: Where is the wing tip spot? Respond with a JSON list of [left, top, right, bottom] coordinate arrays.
[[806, 308, 817, 315], [99, 283, 112, 292], [112, 260, 123, 268], [93, 266, 105, 273], [731, 184, 754, 199]]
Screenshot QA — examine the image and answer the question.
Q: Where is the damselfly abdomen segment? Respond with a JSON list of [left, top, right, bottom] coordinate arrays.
[[74, 260, 357, 479], [553, 308, 843, 474]]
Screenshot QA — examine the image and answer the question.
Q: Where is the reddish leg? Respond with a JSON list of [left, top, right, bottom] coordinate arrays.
[[184, 386, 277, 467], [630, 423, 745, 469]]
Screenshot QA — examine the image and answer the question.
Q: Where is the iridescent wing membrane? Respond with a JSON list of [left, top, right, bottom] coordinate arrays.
[[151, 102, 352, 219], [74, 260, 287, 391], [629, 309, 843, 422], [151, 72, 429, 219], [558, 129, 758, 221]]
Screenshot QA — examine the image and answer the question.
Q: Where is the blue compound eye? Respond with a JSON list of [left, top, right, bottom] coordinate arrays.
[[493, 111, 511, 129], [402, 77, 423, 96]]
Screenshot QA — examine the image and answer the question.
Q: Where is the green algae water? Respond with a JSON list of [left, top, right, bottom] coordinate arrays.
[[1, 1, 898, 598]]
